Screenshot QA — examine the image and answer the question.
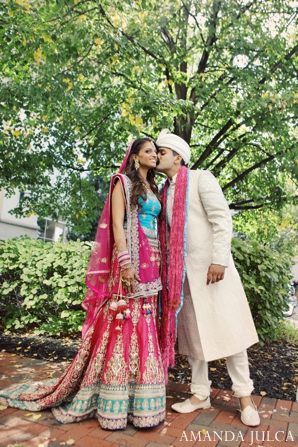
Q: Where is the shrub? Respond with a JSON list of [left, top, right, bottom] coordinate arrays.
[[0, 237, 294, 341], [0, 237, 90, 335], [274, 319, 298, 344], [231, 237, 294, 343]]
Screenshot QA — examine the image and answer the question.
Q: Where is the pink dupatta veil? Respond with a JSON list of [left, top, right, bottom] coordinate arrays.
[[81, 143, 133, 336], [81, 141, 161, 337]]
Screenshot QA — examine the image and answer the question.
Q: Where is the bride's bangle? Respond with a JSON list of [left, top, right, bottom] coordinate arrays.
[[117, 249, 131, 267], [121, 264, 132, 272]]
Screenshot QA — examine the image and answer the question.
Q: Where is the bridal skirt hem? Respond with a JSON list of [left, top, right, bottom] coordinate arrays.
[[0, 294, 166, 430]]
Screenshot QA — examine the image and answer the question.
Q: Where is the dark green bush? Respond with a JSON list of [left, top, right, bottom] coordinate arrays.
[[0, 237, 90, 335], [232, 237, 293, 343], [0, 237, 293, 341]]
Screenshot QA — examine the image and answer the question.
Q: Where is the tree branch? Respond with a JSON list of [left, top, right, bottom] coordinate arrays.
[[161, 27, 175, 53], [230, 198, 255, 206], [189, 0, 257, 107], [230, 202, 269, 210], [165, 67, 174, 94], [97, 4, 161, 62], [189, 0, 221, 104], [211, 128, 258, 174], [60, 163, 119, 172], [80, 114, 112, 140], [192, 43, 298, 169], [211, 145, 242, 174], [110, 70, 147, 93], [60, 163, 89, 173], [259, 43, 298, 85], [59, 6, 99, 26], [45, 0, 96, 23], [204, 148, 226, 170], [222, 144, 296, 191], [229, 194, 298, 210], [191, 122, 217, 131], [53, 44, 94, 78], [181, 1, 205, 45], [197, 46, 264, 115], [191, 112, 240, 169]]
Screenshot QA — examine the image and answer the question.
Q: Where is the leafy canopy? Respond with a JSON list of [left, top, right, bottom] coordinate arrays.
[[0, 0, 297, 233]]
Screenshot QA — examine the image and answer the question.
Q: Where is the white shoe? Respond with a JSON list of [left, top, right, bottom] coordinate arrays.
[[240, 398, 260, 426], [171, 396, 211, 414]]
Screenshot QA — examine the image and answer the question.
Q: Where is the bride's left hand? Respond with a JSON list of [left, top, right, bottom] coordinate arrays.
[[122, 267, 140, 294]]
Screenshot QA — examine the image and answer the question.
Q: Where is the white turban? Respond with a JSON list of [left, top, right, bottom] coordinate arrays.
[[156, 129, 191, 164]]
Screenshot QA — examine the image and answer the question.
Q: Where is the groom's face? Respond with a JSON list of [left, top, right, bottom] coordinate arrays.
[[156, 147, 178, 172]]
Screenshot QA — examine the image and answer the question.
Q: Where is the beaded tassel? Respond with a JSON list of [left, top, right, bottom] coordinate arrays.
[[115, 312, 124, 331], [117, 299, 127, 313], [123, 308, 131, 319], [142, 298, 151, 315], [114, 299, 131, 329], [108, 301, 118, 317]]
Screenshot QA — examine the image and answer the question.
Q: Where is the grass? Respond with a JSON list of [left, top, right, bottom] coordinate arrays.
[[276, 319, 298, 344]]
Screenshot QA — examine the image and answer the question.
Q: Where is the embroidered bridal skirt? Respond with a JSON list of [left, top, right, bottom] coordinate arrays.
[[0, 293, 166, 430]]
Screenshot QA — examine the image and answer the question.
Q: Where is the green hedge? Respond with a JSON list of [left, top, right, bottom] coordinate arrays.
[[0, 237, 294, 341], [231, 237, 293, 343], [0, 237, 90, 335]]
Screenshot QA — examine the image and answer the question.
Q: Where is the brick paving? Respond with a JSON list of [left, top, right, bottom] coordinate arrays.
[[0, 352, 297, 447]]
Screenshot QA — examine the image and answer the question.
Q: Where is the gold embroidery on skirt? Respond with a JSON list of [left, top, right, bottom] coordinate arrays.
[[129, 331, 140, 382], [84, 310, 111, 386], [104, 334, 128, 385], [131, 298, 140, 325], [142, 298, 164, 384]]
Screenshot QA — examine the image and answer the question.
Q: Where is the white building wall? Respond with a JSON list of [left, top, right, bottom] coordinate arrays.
[[0, 189, 38, 240]]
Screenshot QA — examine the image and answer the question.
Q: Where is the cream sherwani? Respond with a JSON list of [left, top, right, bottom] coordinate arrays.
[[167, 169, 259, 397]]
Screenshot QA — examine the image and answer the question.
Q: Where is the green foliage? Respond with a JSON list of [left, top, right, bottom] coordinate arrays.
[[67, 173, 110, 240], [0, 237, 90, 336], [0, 0, 297, 232], [231, 237, 294, 343], [0, 236, 295, 343], [274, 320, 298, 344], [233, 203, 298, 257]]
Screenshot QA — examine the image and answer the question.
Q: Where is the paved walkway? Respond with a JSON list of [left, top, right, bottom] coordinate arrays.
[[0, 352, 298, 447]]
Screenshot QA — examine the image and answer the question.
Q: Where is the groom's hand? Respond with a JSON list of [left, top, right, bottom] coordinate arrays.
[[206, 264, 226, 285]]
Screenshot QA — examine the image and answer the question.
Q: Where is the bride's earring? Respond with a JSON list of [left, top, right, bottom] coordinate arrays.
[[134, 159, 140, 170]]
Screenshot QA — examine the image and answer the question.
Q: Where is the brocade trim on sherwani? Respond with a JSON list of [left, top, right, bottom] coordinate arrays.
[[0, 176, 165, 430]]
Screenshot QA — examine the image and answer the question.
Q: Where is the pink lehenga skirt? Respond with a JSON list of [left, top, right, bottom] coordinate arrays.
[[0, 292, 166, 430]]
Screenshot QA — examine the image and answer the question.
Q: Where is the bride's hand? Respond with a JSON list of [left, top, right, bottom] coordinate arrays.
[[121, 267, 140, 294]]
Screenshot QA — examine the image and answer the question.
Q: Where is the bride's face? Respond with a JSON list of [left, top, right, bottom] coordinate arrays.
[[134, 141, 157, 170]]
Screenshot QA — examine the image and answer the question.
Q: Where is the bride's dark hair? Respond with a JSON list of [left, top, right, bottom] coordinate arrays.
[[125, 138, 159, 209]]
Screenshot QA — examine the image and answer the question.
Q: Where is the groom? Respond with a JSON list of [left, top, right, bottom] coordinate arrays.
[[156, 130, 260, 427]]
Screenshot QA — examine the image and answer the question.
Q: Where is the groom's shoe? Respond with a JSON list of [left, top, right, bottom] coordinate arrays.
[[171, 396, 211, 414], [240, 398, 260, 427]]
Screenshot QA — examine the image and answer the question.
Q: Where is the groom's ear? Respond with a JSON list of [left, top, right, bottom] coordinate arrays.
[[174, 155, 182, 164]]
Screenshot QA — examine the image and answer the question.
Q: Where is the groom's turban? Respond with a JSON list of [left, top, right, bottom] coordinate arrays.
[[156, 129, 191, 164]]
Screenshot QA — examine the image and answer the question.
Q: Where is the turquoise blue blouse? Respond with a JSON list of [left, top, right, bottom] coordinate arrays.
[[138, 193, 161, 238]]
